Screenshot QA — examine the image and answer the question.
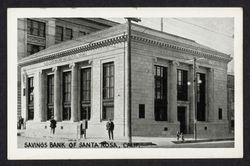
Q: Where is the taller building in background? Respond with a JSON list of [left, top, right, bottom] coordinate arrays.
[[17, 18, 119, 118]]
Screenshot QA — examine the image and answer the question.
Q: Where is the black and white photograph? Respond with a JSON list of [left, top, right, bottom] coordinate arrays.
[[7, 8, 243, 159]]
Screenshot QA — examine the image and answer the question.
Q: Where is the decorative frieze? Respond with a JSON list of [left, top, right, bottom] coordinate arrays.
[[19, 32, 231, 67], [44, 53, 86, 66], [131, 35, 231, 63]]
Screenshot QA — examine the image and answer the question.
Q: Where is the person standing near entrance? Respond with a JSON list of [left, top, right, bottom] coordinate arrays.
[[176, 131, 180, 141], [50, 116, 57, 135], [106, 119, 114, 140]]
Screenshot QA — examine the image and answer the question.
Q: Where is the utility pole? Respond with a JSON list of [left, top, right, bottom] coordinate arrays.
[[161, 18, 163, 32], [193, 57, 197, 140], [126, 18, 141, 144]]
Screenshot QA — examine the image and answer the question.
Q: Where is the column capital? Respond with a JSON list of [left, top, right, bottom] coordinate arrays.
[[52, 66, 58, 72], [22, 72, 27, 85], [209, 68, 214, 72], [69, 63, 77, 69], [38, 69, 44, 75], [191, 65, 200, 70], [88, 60, 93, 65], [171, 60, 179, 66], [22, 68, 27, 74]]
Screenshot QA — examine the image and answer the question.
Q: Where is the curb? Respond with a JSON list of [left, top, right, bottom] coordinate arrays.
[[172, 138, 234, 144]]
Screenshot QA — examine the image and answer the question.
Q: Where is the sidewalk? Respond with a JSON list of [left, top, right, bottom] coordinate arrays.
[[17, 129, 234, 147]]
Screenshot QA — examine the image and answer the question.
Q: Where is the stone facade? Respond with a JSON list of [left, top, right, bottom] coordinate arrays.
[[227, 74, 234, 132], [19, 23, 232, 139], [17, 18, 118, 118]]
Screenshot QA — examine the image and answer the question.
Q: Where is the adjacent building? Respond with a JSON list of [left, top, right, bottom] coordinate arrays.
[[227, 74, 234, 133], [18, 21, 232, 139]]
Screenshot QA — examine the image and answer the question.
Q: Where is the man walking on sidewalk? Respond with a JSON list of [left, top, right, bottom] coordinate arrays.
[[106, 119, 115, 140]]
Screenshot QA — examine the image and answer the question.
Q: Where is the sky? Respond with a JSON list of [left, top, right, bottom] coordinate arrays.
[[108, 18, 234, 74]]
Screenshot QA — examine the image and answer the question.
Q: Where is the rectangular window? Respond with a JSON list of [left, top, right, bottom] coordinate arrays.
[[47, 74, 54, 120], [27, 44, 45, 56], [103, 105, 114, 120], [80, 68, 91, 120], [79, 31, 86, 37], [63, 71, 71, 120], [28, 77, 34, 120], [139, 104, 145, 119], [177, 69, 188, 101], [55, 26, 63, 43], [65, 28, 73, 40], [27, 19, 45, 37], [197, 73, 206, 121], [102, 62, 114, 120], [218, 108, 223, 120], [80, 106, 91, 120], [154, 65, 168, 121]]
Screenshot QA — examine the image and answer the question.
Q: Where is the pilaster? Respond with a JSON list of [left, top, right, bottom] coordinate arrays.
[[53, 67, 61, 121], [208, 68, 215, 121], [169, 61, 178, 122], [70, 63, 78, 122]]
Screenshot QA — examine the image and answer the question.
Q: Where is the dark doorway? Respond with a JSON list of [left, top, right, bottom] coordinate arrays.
[[178, 106, 186, 134]]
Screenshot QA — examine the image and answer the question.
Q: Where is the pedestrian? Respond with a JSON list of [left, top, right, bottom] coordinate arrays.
[[180, 132, 185, 142], [176, 131, 180, 141], [106, 119, 114, 140], [19, 116, 24, 129], [50, 116, 57, 135]]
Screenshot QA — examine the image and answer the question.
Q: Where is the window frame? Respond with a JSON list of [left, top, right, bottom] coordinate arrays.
[[79, 31, 86, 37], [139, 104, 145, 119], [27, 77, 34, 120], [218, 108, 223, 120], [177, 69, 188, 101], [27, 43, 45, 56], [65, 28, 73, 40], [27, 19, 46, 37], [47, 74, 54, 120], [154, 65, 168, 121], [62, 71, 71, 120], [55, 26, 64, 43], [80, 67, 91, 120], [102, 62, 114, 120]]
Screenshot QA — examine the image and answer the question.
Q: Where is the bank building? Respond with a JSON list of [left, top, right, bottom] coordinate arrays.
[[18, 19, 232, 139]]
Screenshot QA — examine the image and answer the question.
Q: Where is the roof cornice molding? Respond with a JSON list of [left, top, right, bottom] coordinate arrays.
[[19, 33, 232, 67], [19, 34, 127, 66], [131, 35, 232, 63]]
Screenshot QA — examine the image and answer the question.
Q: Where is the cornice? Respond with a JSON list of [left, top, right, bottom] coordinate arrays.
[[131, 35, 232, 63], [19, 34, 127, 67], [19, 33, 232, 67]]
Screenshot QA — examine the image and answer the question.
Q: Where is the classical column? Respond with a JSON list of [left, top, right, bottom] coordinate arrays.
[[53, 67, 61, 121], [70, 63, 78, 122], [207, 68, 215, 121], [39, 70, 45, 122], [169, 61, 178, 122], [22, 71, 28, 122]]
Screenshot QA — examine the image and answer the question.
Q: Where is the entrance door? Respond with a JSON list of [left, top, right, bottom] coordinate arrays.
[[178, 107, 186, 134]]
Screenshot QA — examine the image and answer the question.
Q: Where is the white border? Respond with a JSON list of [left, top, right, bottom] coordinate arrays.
[[8, 8, 243, 159]]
